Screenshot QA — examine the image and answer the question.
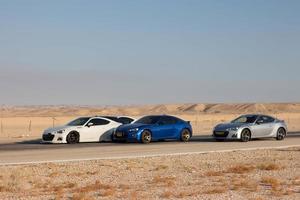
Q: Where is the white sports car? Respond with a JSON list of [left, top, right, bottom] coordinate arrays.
[[42, 116, 134, 144]]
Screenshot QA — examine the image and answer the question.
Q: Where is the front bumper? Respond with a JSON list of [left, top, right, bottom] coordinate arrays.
[[42, 133, 65, 143], [213, 130, 239, 140], [112, 130, 140, 142]]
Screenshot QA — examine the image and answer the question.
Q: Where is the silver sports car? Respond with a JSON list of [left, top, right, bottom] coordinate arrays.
[[213, 114, 287, 142]]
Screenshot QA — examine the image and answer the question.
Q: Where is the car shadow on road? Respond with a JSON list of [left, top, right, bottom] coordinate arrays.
[[16, 138, 43, 144]]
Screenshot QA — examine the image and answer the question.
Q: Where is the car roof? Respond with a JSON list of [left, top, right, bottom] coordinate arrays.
[[241, 114, 275, 119], [141, 115, 183, 121], [78, 116, 115, 123]]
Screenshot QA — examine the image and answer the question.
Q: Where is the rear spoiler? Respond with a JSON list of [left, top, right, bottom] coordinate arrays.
[[186, 121, 191, 124]]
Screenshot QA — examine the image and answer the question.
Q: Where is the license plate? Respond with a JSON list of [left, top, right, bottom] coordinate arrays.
[[116, 132, 123, 137]]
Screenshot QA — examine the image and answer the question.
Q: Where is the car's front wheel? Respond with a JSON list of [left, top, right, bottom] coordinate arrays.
[[240, 129, 251, 142], [141, 130, 152, 144], [66, 132, 79, 144], [180, 129, 191, 142], [276, 128, 286, 140]]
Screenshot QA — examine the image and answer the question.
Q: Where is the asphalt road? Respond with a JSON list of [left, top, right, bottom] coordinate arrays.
[[0, 133, 299, 165]]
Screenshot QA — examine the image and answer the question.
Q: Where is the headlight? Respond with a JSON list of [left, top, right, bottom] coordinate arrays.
[[56, 129, 65, 134], [227, 127, 239, 131], [128, 128, 139, 132]]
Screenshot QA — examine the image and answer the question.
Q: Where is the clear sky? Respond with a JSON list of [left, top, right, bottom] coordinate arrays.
[[0, 0, 299, 105]]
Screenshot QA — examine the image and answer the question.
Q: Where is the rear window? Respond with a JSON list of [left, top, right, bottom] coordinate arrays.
[[117, 117, 134, 124]]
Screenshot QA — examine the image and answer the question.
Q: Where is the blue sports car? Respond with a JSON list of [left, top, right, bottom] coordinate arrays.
[[113, 115, 193, 143]]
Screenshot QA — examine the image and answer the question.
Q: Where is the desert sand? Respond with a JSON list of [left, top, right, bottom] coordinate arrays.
[[0, 103, 299, 139], [0, 147, 299, 199]]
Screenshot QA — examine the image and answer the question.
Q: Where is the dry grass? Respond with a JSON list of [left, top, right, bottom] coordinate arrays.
[[231, 178, 258, 192], [76, 180, 114, 194], [203, 187, 227, 194], [292, 176, 300, 186], [205, 170, 223, 177], [261, 176, 280, 190], [257, 163, 281, 171], [100, 188, 115, 197], [175, 190, 199, 198], [129, 191, 138, 200], [153, 165, 169, 171], [118, 184, 130, 190], [161, 190, 173, 198], [151, 176, 176, 187], [72, 193, 95, 200], [226, 164, 255, 174]]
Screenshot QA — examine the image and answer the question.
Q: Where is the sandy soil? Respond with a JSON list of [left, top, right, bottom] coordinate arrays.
[[0, 103, 300, 139], [0, 147, 299, 200]]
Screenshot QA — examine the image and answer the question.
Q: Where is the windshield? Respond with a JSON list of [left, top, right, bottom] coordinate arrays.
[[135, 116, 161, 125], [231, 115, 258, 124], [67, 117, 90, 126]]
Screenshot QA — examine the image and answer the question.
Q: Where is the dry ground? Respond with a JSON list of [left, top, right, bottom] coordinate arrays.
[[0, 103, 300, 139], [0, 147, 299, 200]]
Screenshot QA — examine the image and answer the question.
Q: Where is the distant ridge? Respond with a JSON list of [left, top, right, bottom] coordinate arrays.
[[1, 103, 300, 117]]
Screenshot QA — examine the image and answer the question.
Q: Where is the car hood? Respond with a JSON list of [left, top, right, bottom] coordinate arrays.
[[214, 123, 247, 130], [117, 123, 149, 131], [44, 125, 75, 133]]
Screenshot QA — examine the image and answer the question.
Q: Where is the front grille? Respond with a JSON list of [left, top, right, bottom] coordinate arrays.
[[213, 131, 229, 137], [43, 133, 55, 141], [114, 131, 128, 138]]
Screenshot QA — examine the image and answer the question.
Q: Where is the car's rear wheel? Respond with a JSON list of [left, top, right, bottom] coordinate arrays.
[[276, 128, 286, 140], [240, 129, 251, 142], [66, 132, 79, 144], [180, 129, 191, 142], [141, 130, 152, 144]]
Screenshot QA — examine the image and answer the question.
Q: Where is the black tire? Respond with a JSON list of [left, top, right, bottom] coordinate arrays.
[[140, 130, 152, 144], [276, 128, 286, 141], [66, 132, 79, 144], [180, 129, 191, 142], [240, 129, 251, 142]]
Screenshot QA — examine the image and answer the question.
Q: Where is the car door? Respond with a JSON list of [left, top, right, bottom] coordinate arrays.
[[81, 118, 110, 141], [252, 116, 274, 138], [155, 116, 176, 139]]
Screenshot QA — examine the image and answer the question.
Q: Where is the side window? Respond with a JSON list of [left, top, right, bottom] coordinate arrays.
[[257, 116, 274, 124], [159, 117, 177, 125], [167, 117, 178, 124], [88, 118, 110, 126], [264, 116, 275, 123], [118, 117, 134, 124]]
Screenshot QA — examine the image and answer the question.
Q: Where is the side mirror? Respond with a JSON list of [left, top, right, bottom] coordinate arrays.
[[256, 120, 263, 125], [87, 122, 94, 127]]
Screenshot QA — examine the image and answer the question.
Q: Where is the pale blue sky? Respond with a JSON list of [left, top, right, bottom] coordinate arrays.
[[0, 0, 299, 105]]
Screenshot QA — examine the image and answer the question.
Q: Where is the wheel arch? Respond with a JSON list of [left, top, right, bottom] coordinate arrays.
[[241, 127, 252, 137], [182, 127, 192, 137], [138, 129, 152, 139], [277, 127, 287, 134], [142, 129, 152, 135]]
